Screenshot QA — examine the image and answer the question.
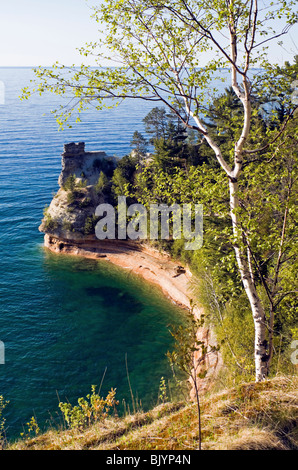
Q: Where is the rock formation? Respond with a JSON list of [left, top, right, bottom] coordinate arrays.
[[39, 142, 116, 242]]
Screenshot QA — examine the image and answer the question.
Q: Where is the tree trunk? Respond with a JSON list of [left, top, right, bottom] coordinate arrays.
[[229, 180, 268, 381]]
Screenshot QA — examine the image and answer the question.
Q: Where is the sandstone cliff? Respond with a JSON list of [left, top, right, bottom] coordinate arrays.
[[39, 142, 116, 241]]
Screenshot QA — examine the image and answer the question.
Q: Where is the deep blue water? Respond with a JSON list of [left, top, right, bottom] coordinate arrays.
[[0, 68, 187, 440]]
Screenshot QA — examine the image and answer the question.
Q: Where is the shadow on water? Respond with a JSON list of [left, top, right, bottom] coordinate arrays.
[[85, 286, 143, 314]]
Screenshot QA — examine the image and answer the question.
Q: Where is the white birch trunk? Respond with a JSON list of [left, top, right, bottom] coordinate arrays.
[[179, 4, 270, 381], [229, 179, 268, 381]]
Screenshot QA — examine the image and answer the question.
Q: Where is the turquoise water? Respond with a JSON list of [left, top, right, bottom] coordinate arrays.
[[0, 68, 186, 440]]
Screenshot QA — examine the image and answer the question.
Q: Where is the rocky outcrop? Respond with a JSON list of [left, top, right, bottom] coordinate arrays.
[[39, 142, 116, 240], [58, 142, 112, 187]]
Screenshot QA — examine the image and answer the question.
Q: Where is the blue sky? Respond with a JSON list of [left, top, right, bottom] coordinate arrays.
[[0, 0, 297, 67], [0, 0, 101, 66]]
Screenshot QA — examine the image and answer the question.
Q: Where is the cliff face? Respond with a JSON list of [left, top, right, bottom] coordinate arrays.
[[39, 142, 116, 241], [58, 142, 109, 187]]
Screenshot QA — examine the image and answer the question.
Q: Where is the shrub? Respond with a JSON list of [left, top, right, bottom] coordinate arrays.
[[62, 220, 73, 232], [78, 197, 91, 208], [95, 171, 109, 194], [58, 386, 118, 430], [83, 215, 99, 235], [20, 416, 40, 439], [63, 174, 76, 192], [43, 204, 49, 217], [43, 214, 59, 231], [77, 178, 87, 188], [67, 191, 77, 204], [0, 395, 9, 447]]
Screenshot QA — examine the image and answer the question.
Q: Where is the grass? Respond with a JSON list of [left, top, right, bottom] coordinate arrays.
[[7, 374, 298, 451]]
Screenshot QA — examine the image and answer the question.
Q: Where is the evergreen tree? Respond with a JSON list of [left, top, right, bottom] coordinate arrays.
[[95, 171, 109, 195], [130, 130, 148, 158], [143, 107, 168, 143]]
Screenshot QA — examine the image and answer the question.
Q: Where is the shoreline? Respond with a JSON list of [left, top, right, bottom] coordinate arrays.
[[44, 234, 197, 310], [44, 233, 222, 394]]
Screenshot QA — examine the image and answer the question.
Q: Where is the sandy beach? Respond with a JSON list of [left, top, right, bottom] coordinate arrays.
[[44, 234, 199, 309]]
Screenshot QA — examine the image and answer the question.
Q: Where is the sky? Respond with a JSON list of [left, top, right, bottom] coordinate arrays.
[[0, 0, 102, 66], [0, 0, 297, 67]]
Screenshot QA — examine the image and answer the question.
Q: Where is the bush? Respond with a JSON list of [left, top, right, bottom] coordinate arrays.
[[67, 191, 77, 204], [62, 220, 73, 232], [78, 197, 91, 208], [67, 189, 86, 206], [95, 171, 109, 194], [84, 215, 99, 235], [43, 214, 59, 231], [0, 396, 9, 446], [63, 174, 77, 192], [59, 386, 118, 430]]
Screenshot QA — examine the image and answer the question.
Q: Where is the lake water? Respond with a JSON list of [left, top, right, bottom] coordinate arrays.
[[0, 67, 187, 440]]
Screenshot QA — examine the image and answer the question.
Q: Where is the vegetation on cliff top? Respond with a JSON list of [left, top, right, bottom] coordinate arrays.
[[7, 375, 298, 450]]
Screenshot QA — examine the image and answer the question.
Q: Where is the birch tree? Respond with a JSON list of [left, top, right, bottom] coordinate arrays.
[[23, 0, 298, 381]]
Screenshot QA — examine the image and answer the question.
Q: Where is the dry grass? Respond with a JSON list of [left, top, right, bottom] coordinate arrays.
[[7, 374, 298, 451]]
